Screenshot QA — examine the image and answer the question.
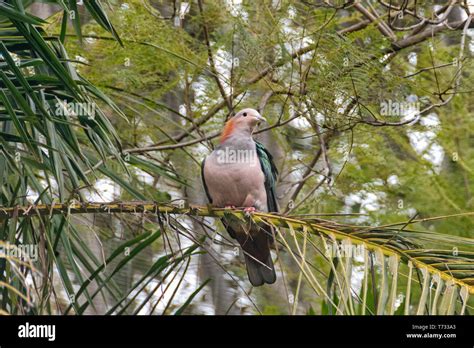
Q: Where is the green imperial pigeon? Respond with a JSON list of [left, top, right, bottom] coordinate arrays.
[[201, 108, 278, 286]]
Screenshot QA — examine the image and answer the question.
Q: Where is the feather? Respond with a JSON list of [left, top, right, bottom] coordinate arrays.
[[200, 158, 212, 203], [220, 118, 236, 143], [255, 141, 279, 213]]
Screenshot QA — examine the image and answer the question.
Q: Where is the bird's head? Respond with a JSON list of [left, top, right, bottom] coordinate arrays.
[[220, 108, 266, 143]]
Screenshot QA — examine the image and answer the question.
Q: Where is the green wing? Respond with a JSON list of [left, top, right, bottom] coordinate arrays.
[[201, 158, 212, 203], [255, 141, 279, 212]]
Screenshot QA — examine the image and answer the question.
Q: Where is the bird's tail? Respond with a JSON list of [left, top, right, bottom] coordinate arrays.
[[222, 218, 277, 286], [244, 252, 276, 287]]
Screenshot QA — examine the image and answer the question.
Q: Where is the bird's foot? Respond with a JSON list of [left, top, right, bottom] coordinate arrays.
[[225, 205, 236, 209], [243, 206, 256, 216]]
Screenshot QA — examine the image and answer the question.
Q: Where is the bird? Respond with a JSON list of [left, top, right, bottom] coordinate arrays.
[[201, 108, 279, 286]]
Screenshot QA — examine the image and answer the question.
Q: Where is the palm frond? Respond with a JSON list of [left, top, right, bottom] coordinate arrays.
[[1, 202, 472, 314]]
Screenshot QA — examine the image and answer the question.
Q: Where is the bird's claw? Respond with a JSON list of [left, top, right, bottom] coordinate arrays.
[[243, 207, 256, 215], [225, 205, 236, 209]]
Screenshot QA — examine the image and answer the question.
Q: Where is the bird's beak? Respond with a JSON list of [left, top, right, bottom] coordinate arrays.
[[256, 114, 267, 123]]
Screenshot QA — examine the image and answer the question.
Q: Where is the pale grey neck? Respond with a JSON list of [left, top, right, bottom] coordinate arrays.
[[219, 130, 255, 150]]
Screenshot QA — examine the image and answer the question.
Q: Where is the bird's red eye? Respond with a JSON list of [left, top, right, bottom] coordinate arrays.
[[243, 112, 247, 117]]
